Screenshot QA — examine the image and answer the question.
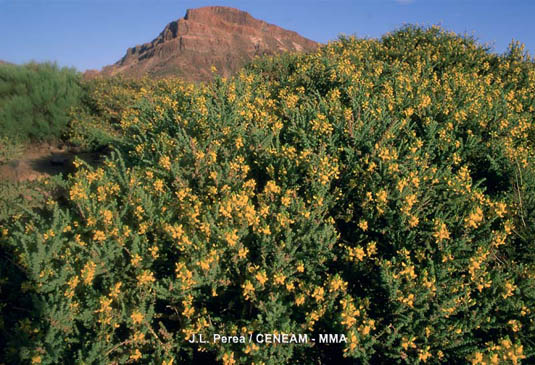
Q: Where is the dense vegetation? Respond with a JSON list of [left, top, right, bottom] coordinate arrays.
[[1, 26, 535, 364], [0, 62, 83, 147]]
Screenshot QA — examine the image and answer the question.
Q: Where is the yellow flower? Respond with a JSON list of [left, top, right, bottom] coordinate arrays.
[[131, 310, 144, 325], [159, 155, 171, 170], [404, 193, 418, 212], [264, 180, 281, 195], [131, 254, 142, 267], [134, 205, 145, 220], [69, 182, 87, 201], [311, 113, 333, 135], [433, 221, 450, 242], [130, 348, 142, 361], [470, 351, 484, 365], [348, 246, 366, 262], [86, 216, 96, 227], [418, 348, 432, 363], [281, 195, 291, 206], [132, 331, 145, 343], [255, 271, 268, 286], [494, 201, 507, 218], [93, 230, 106, 242], [329, 276, 347, 292], [242, 280, 255, 300], [504, 220, 514, 235], [101, 210, 113, 225], [503, 281, 516, 299], [110, 282, 122, 298], [311, 286, 325, 302], [366, 241, 377, 256], [376, 189, 388, 204], [508, 319, 521, 332], [67, 275, 79, 291], [360, 319, 375, 336], [137, 270, 156, 286], [235, 136, 244, 149], [259, 225, 271, 235], [465, 207, 484, 229], [154, 179, 165, 193], [149, 245, 159, 259], [81, 261, 97, 285], [274, 273, 286, 285], [399, 293, 415, 307], [222, 352, 236, 365], [401, 336, 416, 350], [358, 220, 368, 231], [182, 305, 195, 318], [95, 296, 113, 317], [166, 223, 184, 240], [224, 230, 239, 247], [238, 247, 249, 259]]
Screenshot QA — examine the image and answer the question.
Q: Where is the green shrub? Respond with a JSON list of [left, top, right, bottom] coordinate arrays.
[[0, 136, 24, 164], [0, 62, 83, 141], [1, 26, 534, 364]]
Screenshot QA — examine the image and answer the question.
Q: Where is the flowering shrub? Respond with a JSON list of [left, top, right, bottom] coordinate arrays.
[[1, 26, 534, 364]]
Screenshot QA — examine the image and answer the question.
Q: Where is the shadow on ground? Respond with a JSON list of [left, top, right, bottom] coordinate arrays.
[[0, 143, 103, 182]]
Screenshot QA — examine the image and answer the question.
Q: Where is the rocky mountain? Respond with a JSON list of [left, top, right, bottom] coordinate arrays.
[[99, 6, 319, 82]]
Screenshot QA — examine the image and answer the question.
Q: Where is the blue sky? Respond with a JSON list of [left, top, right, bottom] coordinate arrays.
[[1, 0, 534, 71]]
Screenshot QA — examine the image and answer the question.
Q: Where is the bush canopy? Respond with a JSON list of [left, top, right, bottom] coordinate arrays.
[[0, 62, 83, 141]]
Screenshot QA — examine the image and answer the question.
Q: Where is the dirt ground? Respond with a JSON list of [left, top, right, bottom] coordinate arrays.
[[0, 143, 100, 182]]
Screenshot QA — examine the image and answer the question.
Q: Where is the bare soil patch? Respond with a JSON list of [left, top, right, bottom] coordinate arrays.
[[0, 142, 100, 182]]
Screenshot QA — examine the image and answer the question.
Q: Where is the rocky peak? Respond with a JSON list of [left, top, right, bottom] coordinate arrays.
[[185, 6, 254, 25], [100, 6, 319, 81]]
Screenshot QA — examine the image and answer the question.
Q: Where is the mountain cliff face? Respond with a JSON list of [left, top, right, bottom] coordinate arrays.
[[100, 6, 319, 81]]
